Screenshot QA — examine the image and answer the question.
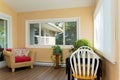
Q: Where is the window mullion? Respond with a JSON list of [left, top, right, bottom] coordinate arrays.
[[39, 22, 41, 45], [63, 22, 65, 45]]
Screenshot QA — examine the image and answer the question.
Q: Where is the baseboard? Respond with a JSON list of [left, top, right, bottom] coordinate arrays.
[[0, 61, 66, 68], [0, 61, 6, 68], [34, 61, 66, 67]]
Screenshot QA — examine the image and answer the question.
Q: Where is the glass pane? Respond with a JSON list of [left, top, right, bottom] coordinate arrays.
[[65, 21, 77, 45], [0, 19, 7, 48], [40, 22, 63, 45], [54, 22, 63, 45], [29, 23, 39, 45], [56, 32, 63, 45]]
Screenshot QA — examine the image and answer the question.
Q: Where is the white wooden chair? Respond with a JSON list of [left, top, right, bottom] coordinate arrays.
[[70, 46, 100, 80]]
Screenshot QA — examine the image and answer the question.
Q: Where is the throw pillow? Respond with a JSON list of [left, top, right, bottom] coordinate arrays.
[[22, 48, 29, 56], [12, 49, 22, 56], [6, 48, 12, 52]]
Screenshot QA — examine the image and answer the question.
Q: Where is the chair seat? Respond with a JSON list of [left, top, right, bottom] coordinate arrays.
[[15, 56, 31, 63], [72, 74, 97, 79]]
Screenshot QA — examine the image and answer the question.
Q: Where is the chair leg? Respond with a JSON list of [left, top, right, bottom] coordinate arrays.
[[31, 65, 33, 69], [12, 68, 15, 72]]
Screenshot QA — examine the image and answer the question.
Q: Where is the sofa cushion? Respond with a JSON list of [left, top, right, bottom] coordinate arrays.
[[12, 49, 22, 56], [15, 56, 31, 63], [6, 48, 12, 52], [22, 48, 29, 56], [12, 48, 29, 57]]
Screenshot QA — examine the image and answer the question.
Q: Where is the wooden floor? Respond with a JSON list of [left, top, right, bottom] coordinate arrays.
[[0, 66, 68, 80]]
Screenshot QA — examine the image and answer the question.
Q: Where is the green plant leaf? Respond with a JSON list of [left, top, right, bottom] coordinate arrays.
[[70, 39, 92, 52]]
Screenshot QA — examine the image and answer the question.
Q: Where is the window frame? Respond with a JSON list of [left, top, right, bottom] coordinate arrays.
[[25, 17, 80, 48]]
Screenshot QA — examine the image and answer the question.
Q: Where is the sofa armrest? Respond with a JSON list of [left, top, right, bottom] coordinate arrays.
[[3, 50, 15, 67], [28, 51, 35, 62]]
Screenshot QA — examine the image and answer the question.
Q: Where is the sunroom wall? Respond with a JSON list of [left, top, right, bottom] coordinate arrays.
[[17, 6, 94, 62]]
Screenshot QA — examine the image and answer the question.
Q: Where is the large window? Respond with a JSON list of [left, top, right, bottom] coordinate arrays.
[[26, 18, 79, 47], [94, 0, 115, 63]]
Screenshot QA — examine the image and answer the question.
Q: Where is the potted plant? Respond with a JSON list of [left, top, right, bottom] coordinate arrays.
[[69, 39, 93, 52], [51, 45, 63, 68], [52, 45, 62, 55]]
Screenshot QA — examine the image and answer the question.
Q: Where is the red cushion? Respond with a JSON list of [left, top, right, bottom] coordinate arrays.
[[15, 56, 31, 63], [6, 48, 12, 52]]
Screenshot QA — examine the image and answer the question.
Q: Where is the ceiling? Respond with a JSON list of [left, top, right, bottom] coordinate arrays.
[[3, 0, 94, 12]]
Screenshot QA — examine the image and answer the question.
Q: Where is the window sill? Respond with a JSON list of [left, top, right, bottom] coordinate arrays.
[[94, 48, 116, 64], [26, 45, 73, 49]]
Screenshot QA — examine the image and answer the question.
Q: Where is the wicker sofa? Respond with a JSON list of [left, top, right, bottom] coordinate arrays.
[[3, 49, 35, 72]]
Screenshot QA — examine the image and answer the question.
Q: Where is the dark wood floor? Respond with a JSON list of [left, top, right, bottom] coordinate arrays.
[[0, 66, 68, 80]]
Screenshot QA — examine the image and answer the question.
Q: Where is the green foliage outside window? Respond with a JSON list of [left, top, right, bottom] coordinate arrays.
[[56, 21, 77, 45]]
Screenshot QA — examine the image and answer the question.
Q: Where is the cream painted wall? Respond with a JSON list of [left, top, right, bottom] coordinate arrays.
[[17, 7, 94, 62], [0, 0, 18, 48]]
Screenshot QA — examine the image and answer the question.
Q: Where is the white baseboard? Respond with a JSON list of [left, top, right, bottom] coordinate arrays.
[[0, 61, 66, 68], [34, 61, 66, 67], [34, 62, 54, 66], [0, 61, 6, 68]]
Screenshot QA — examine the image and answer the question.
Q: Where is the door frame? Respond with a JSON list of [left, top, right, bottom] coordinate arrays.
[[0, 13, 12, 48], [118, 0, 120, 79]]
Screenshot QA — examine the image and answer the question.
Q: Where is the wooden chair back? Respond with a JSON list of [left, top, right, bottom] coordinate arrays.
[[70, 46, 100, 80]]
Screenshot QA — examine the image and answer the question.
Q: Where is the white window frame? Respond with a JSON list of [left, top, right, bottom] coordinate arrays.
[[25, 17, 80, 48], [94, 0, 116, 63], [0, 13, 12, 48]]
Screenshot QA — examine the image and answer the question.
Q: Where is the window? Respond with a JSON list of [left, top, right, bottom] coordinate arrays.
[[94, 0, 115, 63], [26, 18, 79, 48], [0, 13, 12, 49]]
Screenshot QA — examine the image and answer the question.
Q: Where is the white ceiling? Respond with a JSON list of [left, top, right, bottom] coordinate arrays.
[[3, 0, 94, 12]]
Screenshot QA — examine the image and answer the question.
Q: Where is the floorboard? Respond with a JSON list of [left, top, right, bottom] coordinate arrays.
[[0, 65, 68, 80]]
